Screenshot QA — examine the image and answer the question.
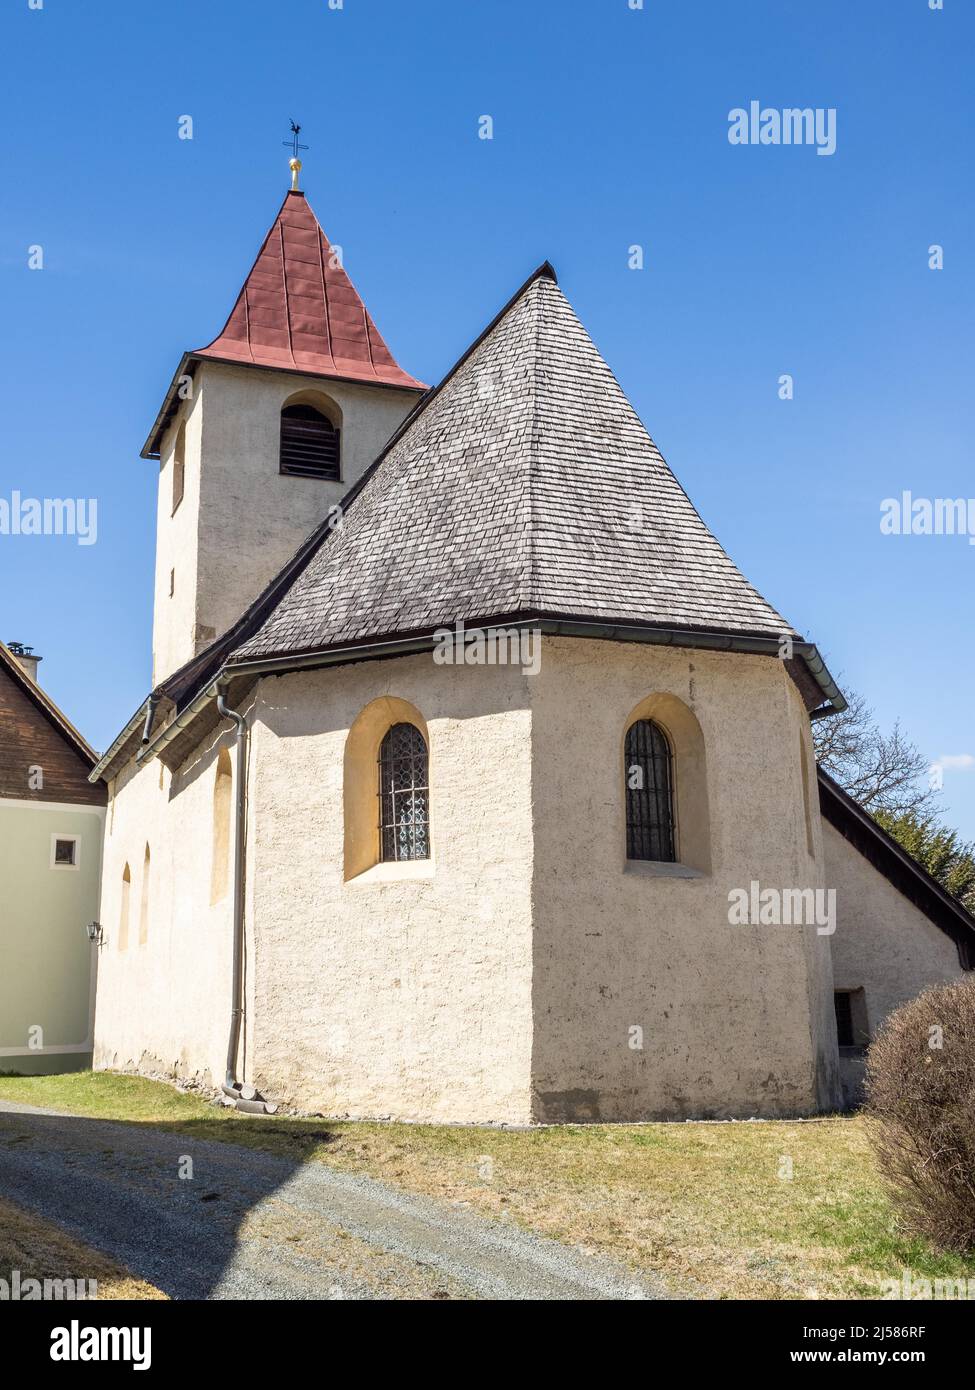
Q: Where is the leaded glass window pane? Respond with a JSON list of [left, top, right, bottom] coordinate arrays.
[[378, 723, 431, 862], [625, 719, 676, 862]]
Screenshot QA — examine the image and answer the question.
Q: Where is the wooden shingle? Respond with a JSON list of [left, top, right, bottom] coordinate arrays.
[[234, 268, 798, 662]]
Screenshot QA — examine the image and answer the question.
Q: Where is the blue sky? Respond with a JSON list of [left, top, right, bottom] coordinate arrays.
[[1, 0, 972, 835]]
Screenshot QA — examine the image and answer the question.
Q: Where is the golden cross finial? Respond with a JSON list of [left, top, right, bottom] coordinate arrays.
[[282, 120, 308, 191]]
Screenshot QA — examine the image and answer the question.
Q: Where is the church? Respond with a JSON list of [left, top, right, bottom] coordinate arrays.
[[88, 166, 975, 1123]]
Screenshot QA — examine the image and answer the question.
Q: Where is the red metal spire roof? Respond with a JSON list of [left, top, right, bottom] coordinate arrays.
[[193, 190, 426, 391]]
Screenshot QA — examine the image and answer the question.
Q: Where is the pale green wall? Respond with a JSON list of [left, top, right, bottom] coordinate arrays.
[[0, 802, 103, 1074]]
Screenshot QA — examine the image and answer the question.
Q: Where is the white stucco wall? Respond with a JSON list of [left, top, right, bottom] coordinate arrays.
[[823, 818, 968, 1101], [97, 636, 853, 1123], [152, 363, 419, 683], [92, 719, 244, 1087], [246, 655, 536, 1124], [529, 637, 840, 1121]]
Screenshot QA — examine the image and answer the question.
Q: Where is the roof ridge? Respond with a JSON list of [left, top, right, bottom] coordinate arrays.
[[156, 262, 558, 704], [195, 190, 291, 365], [527, 275, 801, 641], [227, 264, 811, 665], [194, 189, 424, 389], [135, 261, 842, 734], [142, 188, 426, 458], [525, 275, 550, 611], [0, 640, 100, 767]]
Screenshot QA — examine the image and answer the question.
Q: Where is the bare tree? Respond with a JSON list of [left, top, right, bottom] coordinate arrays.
[[813, 685, 940, 818]]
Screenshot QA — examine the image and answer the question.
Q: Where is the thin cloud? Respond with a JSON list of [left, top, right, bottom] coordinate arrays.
[[936, 754, 975, 771]]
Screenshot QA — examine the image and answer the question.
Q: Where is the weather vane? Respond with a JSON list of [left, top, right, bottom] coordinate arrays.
[[282, 120, 309, 191]]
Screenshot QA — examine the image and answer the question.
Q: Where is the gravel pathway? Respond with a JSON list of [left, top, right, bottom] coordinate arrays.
[[0, 1100, 669, 1300]]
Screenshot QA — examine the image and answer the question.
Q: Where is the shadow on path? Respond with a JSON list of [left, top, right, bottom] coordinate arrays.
[[0, 1102, 668, 1301]]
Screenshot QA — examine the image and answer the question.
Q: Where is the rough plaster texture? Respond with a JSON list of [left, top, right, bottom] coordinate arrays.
[[529, 638, 840, 1121], [152, 386, 202, 686], [92, 715, 249, 1088], [246, 656, 535, 1122], [151, 362, 417, 683], [97, 635, 852, 1123], [823, 817, 967, 1103]]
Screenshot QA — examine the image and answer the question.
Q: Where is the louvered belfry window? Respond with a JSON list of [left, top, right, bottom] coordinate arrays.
[[379, 723, 430, 862], [279, 404, 341, 480], [625, 719, 676, 862]]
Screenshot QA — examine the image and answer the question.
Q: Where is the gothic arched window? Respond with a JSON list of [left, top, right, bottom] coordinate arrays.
[[378, 723, 430, 862], [279, 403, 341, 480], [625, 719, 676, 862]]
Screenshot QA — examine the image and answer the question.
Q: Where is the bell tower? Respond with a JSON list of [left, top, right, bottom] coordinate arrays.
[[141, 164, 426, 684]]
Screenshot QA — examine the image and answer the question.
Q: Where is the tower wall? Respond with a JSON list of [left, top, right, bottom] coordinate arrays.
[[151, 362, 418, 683]]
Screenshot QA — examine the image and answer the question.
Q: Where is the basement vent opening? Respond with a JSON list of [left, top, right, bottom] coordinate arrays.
[[834, 988, 869, 1050]]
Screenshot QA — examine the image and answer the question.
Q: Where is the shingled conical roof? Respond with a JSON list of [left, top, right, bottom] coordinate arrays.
[[231, 266, 800, 664], [194, 190, 425, 391]]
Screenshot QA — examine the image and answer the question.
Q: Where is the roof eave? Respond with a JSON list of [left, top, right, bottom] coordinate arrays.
[[140, 353, 196, 460], [818, 767, 975, 968], [140, 353, 428, 461], [131, 615, 841, 771], [222, 617, 844, 713], [87, 697, 152, 783]]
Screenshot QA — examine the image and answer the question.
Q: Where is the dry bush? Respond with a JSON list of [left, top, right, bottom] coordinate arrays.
[[865, 979, 975, 1252]]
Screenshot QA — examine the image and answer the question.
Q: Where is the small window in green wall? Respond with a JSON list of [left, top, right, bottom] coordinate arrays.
[[51, 834, 80, 869]]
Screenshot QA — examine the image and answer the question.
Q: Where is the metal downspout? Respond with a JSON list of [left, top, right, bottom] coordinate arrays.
[[141, 695, 158, 746], [215, 688, 275, 1115]]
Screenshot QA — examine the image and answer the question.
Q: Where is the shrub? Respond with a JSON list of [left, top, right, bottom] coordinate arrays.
[[865, 979, 975, 1252]]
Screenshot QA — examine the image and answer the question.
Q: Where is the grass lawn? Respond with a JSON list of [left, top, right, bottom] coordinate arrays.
[[2, 1070, 973, 1299], [0, 1197, 165, 1301]]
